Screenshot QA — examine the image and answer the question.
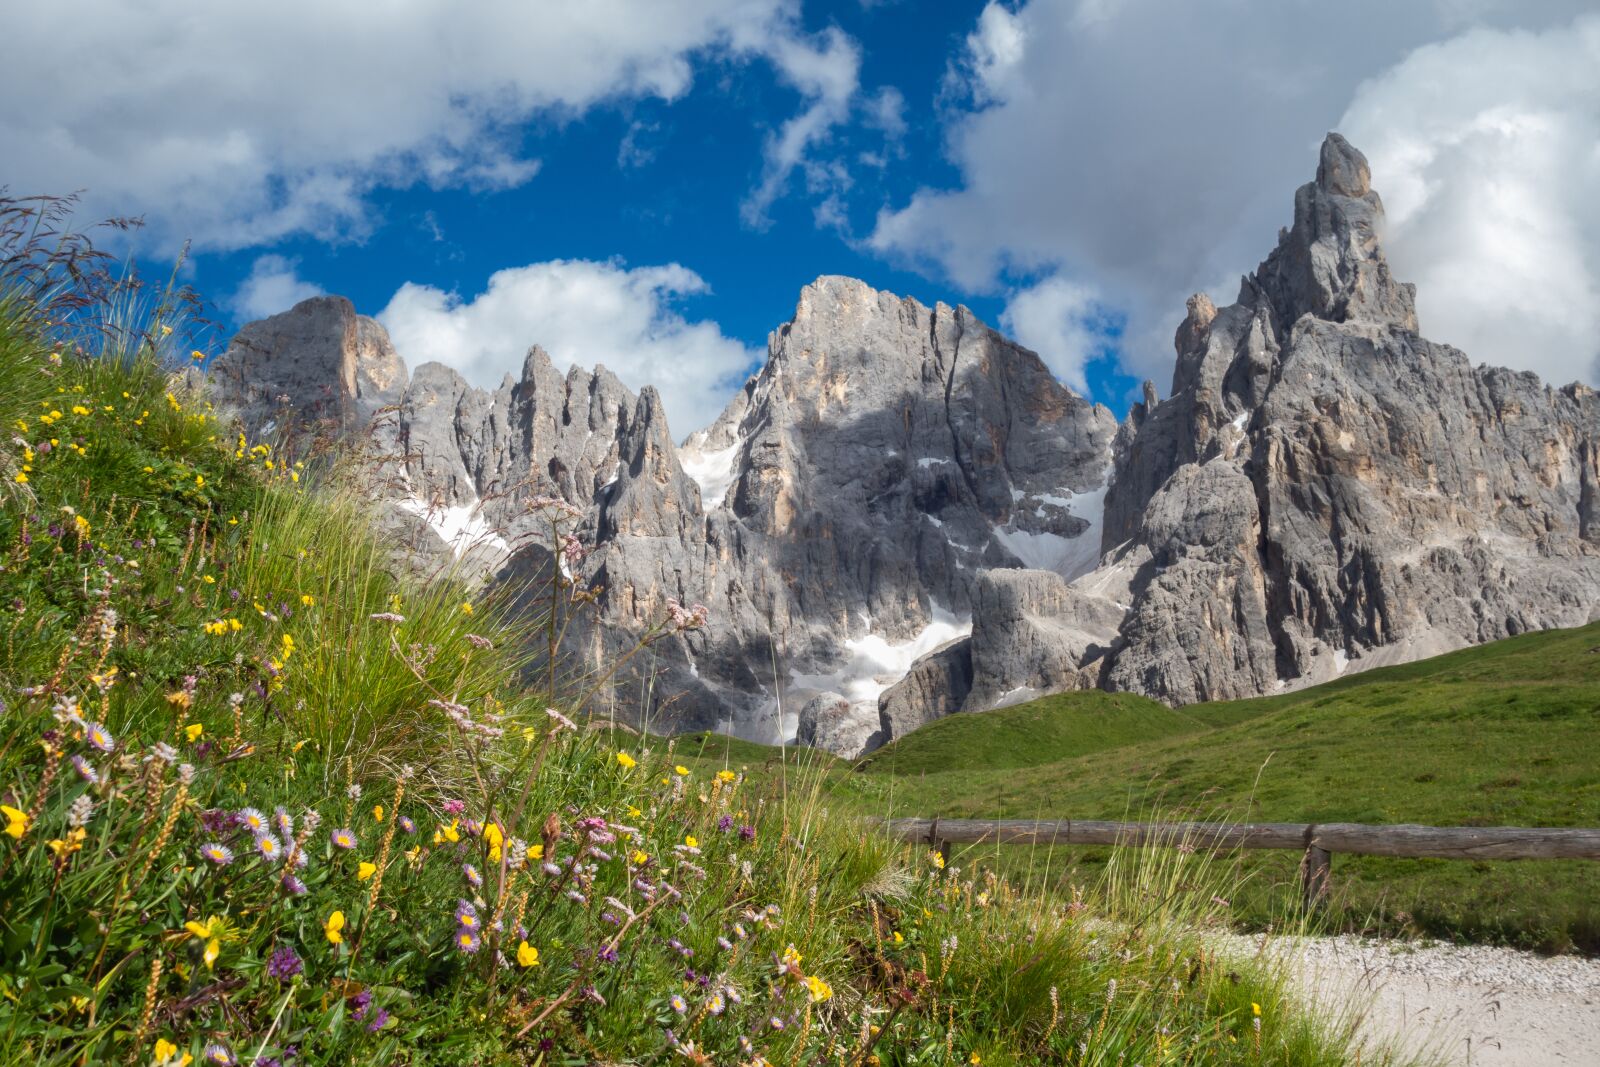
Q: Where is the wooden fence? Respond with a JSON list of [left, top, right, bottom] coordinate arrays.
[[879, 817, 1600, 910]]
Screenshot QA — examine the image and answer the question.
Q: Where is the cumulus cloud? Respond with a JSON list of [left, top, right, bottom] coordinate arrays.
[[999, 277, 1116, 395], [1340, 18, 1600, 386], [869, 0, 1598, 393], [377, 260, 759, 436], [0, 0, 854, 251], [230, 255, 325, 321]]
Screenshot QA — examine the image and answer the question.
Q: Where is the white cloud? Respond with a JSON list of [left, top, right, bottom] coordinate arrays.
[[1339, 18, 1600, 386], [0, 0, 851, 251], [741, 26, 864, 228], [229, 255, 326, 321], [377, 260, 758, 436], [1000, 277, 1114, 394], [870, 1, 1599, 392]]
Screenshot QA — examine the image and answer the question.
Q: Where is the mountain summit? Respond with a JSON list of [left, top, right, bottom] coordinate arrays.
[[208, 134, 1600, 754]]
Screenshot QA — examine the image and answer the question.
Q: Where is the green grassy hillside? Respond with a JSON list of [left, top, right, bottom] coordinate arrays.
[[684, 628, 1600, 952]]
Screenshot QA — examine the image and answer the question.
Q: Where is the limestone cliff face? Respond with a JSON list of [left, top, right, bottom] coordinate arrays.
[[208, 133, 1600, 753], [209, 277, 1117, 748], [1094, 133, 1600, 703]]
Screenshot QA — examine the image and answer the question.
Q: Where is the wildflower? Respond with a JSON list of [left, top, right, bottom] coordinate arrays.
[[669, 994, 688, 1014], [254, 833, 283, 861], [330, 828, 357, 849], [398, 815, 415, 833], [615, 751, 637, 769], [454, 927, 482, 953], [717, 769, 737, 783], [460, 602, 473, 616], [892, 930, 904, 944], [67, 794, 93, 828], [153, 1038, 181, 1063], [281, 874, 308, 896], [273, 807, 294, 839], [804, 975, 833, 1002], [85, 722, 115, 752], [456, 901, 480, 928], [369, 612, 405, 623], [201, 1042, 235, 1065], [739, 825, 756, 841], [365, 1007, 391, 1031], [3, 805, 30, 839], [684, 834, 698, 849], [1252, 1002, 1262, 1016], [674, 765, 689, 776], [372, 804, 384, 822], [517, 941, 540, 967], [357, 861, 377, 881], [183, 916, 225, 970], [929, 849, 946, 870], [239, 808, 267, 834], [267, 945, 303, 981], [324, 910, 345, 944], [185, 723, 203, 742], [716, 814, 734, 832], [631, 849, 649, 866], [201, 843, 234, 866], [463, 862, 482, 888], [47, 826, 87, 859]]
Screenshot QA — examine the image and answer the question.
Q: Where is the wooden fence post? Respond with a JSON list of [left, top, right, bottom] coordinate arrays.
[[1301, 824, 1331, 911]]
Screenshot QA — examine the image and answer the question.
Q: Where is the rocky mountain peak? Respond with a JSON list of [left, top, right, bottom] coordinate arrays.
[[1252, 132, 1417, 337]]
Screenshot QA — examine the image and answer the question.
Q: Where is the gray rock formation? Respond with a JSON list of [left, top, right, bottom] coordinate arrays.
[[209, 277, 1117, 755], [207, 133, 1600, 755], [1087, 132, 1600, 703]]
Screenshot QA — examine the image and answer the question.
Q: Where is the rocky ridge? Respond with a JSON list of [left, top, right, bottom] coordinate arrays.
[[207, 133, 1600, 755]]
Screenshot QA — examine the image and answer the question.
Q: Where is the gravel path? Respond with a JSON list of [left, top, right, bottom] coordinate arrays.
[[1220, 933, 1600, 1065]]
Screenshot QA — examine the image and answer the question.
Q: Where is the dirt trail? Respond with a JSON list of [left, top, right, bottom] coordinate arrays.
[[1220, 934, 1600, 1065]]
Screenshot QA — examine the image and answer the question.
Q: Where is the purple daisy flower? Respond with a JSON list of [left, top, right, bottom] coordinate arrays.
[[239, 807, 268, 834], [201, 842, 234, 866], [398, 815, 415, 833], [71, 754, 98, 783], [455, 900, 479, 928], [281, 873, 308, 895], [202, 1043, 236, 1065], [453, 926, 481, 954], [273, 806, 294, 839], [330, 828, 357, 850], [463, 862, 482, 888], [253, 833, 283, 861], [85, 722, 115, 753]]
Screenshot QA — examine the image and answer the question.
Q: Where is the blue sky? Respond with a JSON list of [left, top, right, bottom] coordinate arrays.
[[5, 1, 1596, 436]]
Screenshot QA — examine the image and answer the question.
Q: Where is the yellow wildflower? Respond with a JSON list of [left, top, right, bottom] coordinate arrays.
[[373, 805, 384, 822], [324, 910, 345, 944], [716, 769, 737, 783], [460, 602, 473, 616], [357, 862, 377, 881], [674, 765, 689, 776], [803, 975, 833, 1002], [631, 849, 649, 865], [182, 916, 225, 970], [615, 751, 637, 770], [442, 819, 460, 843], [185, 723, 204, 742], [516, 941, 540, 968], [685, 834, 698, 848], [2, 805, 29, 839], [300, 594, 314, 607]]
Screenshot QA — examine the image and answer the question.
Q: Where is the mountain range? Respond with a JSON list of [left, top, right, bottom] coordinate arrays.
[[206, 133, 1600, 756]]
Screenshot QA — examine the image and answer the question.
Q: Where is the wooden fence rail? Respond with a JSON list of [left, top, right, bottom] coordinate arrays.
[[878, 818, 1600, 910]]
